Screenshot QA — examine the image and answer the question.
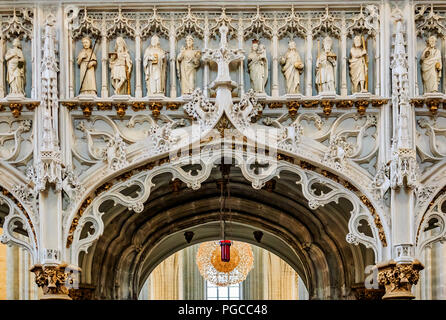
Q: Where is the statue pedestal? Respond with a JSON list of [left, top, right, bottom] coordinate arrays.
[[285, 93, 304, 100], [6, 93, 25, 101], [423, 92, 446, 100], [317, 92, 337, 100], [353, 92, 372, 99], [146, 93, 166, 101], [78, 94, 96, 102], [111, 94, 131, 101]]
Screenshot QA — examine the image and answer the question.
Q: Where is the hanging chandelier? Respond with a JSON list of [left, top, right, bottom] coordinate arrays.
[[196, 240, 254, 287], [195, 163, 254, 286]]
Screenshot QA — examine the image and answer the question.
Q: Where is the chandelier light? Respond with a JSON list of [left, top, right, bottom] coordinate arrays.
[[196, 240, 254, 287]]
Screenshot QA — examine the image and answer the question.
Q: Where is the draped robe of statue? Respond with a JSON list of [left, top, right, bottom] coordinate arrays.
[[144, 39, 167, 96], [177, 45, 201, 95], [77, 46, 97, 95], [109, 39, 132, 95], [316, 50, 336, 93], [349, 46, 367, 93], [5, 43, 25, 95], [248, 46, 268, 93], [421, 45, 442, 94], [280, 47, 304, 94]]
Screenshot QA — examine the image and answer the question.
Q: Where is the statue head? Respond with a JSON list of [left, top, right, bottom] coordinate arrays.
[[323, 36, 333, 51], [151, 35, 160, 47], [185, 35, 194, 49], [288, 40, 296, 50], [353, 36, 362, 47], [427, 35, 437, 48], [252, 39, 259, 52], [115, 37, 127, 51], [81, 37, 91, 49], [12, 38, 21, 48]]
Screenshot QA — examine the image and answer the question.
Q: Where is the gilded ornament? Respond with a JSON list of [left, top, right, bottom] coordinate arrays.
[[115, 103, 128, 117], [10, 103, 23, 118]]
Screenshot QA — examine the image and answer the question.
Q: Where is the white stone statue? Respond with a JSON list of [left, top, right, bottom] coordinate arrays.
[[109, 36, 132, 95], [248, 41, 268, 93], [144, 35, 167, 96], [420, 35, 442, 94], [177, 35, 201, 95], [315, 36, 337, 94], [77, 36, 97, 95], [5, 38, 25, 96], [280, 40, 304, 94], [349, 35, 368, 93]]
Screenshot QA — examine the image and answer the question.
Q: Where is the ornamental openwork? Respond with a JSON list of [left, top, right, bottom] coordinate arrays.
[[196, 241, 254, 287]]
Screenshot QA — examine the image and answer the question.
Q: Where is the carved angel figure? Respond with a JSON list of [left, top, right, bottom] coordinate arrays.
[[315, 36, 337, 94], [248, 40, 268, 93], [280, 40, 304, 94], [420, 35, 442, 94], [109, 37, 132, 95], [177, 35, 201, 95], [77, 36, 97, 95], [5, 38, 25, 96], [349, 35, 368, 93], [144, 35, 167, 96]]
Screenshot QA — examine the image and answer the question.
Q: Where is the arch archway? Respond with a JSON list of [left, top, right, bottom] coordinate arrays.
[[73, 159, 379, 300]]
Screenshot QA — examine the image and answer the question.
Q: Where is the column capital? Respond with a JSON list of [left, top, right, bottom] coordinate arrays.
[[30, 263, 80, 300], [377, 259, 424, 300]]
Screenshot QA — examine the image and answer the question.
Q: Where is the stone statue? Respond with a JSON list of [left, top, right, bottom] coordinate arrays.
[[420, 35, 442, 94], [349, 35, 368, 93], [109, 36, 132, 95], [315, 36, 337, 94], [144, 35, 167, 96], [280, 40, 304, 94], [77, 36, 97, 95], [248, 40, 268, 93], [5, 38, 25, 96], [177, 35, 201, 95]]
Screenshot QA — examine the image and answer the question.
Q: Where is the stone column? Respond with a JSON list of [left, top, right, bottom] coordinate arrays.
[[377, 260, 424, 300], [0, 36, 5, 98], [340, 17, 348, 96], [442, 37, 446, 94], [100, 29, 108, 97], [374, 34, 380, 95], [242, 245, 264, 299], [169, 23, 177, 98], [182, 244, 204, 299], [271, 31, 279, 97], [305, 30, 313, 96], [238, 27, 244, 97], [203, 16, 209, 97], [6, 245, 19, 299], [68, 33, 74, 98], [135, 32, 142, 98]]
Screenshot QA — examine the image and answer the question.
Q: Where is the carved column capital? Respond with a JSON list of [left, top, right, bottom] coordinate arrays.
[[377, 260, 424, 300], [30, 263, 80, 300]]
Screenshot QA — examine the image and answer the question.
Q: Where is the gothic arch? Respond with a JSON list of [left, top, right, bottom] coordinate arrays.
[[75, 164, 377, 300]]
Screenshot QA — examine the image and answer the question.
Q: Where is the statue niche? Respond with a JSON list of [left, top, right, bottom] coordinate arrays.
[[315, 36, 337, 94], [349, 35, 368, 94], [77, 36, 97, 95], [5, 38, 26, 97], [177, 35, 201, 96], [144, 35, 167, 96], [248, 40, 268, 94], [420, 35, 442, 94], [280, 40, 304, 94], [109, 36, 132, 96]]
